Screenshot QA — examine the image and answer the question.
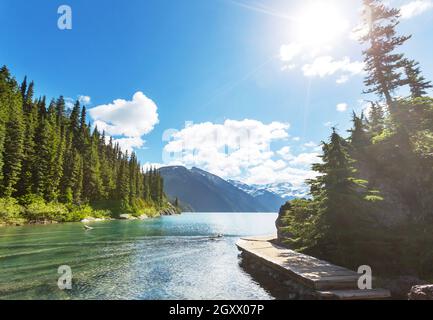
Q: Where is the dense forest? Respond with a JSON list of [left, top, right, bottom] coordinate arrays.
[[0, 67, 171, 225], [277, 0, 433, 278]]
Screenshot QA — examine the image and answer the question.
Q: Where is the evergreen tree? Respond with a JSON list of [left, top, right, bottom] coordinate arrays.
[[349, 112, 370, 149], [366, 102, 385, 136], [0, 70, 24, 197], [17, 80, 38, 196], [72, 152, 84, 204], [360, 0, 410, 107], [0, 66, 168, 220], [307, 129, 373, 264], [403, 59, 433, 99]]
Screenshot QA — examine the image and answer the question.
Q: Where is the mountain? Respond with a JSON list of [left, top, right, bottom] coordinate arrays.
[[228, 180, 286, 212], [260, 182, 310, 200], [228, 180, 310, 201], [159, 166, 275, 212]]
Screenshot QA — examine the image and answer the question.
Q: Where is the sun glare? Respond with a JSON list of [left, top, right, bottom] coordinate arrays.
[[294, 2, 349, 46]]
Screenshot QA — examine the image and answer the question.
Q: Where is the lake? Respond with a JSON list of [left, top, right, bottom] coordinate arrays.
[[0, 213, 278, 300]]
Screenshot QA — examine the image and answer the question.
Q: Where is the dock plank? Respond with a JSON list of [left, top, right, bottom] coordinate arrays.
[[237, 236, 391, 299]]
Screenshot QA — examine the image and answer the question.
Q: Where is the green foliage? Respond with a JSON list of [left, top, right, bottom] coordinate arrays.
[[22, 196, 68, 222], [403, 59, 432, 99], [0, 198, 23, 225], [360, 0, 411, 106], [0, 66, 169, 225], [67, 204, 110, 222]]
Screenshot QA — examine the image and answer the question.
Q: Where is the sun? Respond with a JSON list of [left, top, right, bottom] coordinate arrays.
[[294, 2, 349, 46]]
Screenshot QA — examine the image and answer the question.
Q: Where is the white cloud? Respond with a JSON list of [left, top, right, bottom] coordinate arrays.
[[324, 121, 333, 127], [336, 103, 349, 112], [336, 75, 349, 84], [302, 56, 365, 82], [289, 152, 321, 167], [277, 146, 293, 160], [65, 98, 75, 110], [400, 0, 433, 19], [89, 92, 159, 152], [78, 95, 91, 105], [280, 43, 302, 62], [244, 165, 317, 187], [304, 141, 317, 148], [114, 137, 145, 154], [142, 162, 164, 171], [162, 119, 320, 187]]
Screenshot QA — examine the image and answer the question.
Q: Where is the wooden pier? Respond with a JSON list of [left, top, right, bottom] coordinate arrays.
[[236, 236, 391, 300]]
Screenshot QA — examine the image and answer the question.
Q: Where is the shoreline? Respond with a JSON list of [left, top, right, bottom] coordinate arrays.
[[0, 208, 181, 228]]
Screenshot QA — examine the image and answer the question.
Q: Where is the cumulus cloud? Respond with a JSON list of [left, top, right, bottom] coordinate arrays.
[[302, 56, 365, 81], [162, 119, 319, 187], [336, 103, 349, 112], [304, 141, 318, 148], [114, 137, 145, 154], [89, 92, 159, 152], [78, 95, 91, 105], [289, 152, 321, 167], [400, 0, 433, 19]]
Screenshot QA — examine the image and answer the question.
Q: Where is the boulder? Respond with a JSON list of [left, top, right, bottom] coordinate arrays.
[[381, 276, 428, 299], [159, 203, 180, 216], [119, 214, 132, 220], [138, 214, 148, 220], [409, 285, 433, 300]]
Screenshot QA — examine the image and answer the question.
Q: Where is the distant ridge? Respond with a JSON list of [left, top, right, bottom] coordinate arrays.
[[159, 166, 278, 212]]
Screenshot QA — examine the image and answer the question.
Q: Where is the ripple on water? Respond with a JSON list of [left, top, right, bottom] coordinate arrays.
[[0, 213, 278, 300]]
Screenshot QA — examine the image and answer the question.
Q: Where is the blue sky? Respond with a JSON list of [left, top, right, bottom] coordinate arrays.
[[1, 0, 432, 187]]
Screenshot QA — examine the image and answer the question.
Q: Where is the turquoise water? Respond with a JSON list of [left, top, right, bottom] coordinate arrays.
[[0, 213, 278, 300]]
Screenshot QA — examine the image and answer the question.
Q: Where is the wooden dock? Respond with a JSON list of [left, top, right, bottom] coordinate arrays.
[[236, 236, 391, 300]]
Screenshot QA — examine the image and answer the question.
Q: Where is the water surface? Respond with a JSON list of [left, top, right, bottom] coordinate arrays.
[[0, 213, 277, 300]]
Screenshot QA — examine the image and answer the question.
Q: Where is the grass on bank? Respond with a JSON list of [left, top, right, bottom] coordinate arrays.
[[0, 195, 171, 226]]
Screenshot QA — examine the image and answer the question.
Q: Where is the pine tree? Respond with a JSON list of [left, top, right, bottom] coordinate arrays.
[[82, 128, 103, 201], [308, 129, 373, 264], [403, 59, 433, 99], [0, 67, 13, 187], [0, 70, 25, 197], [366, 102, 385, 136], [17, 80, 38, 196], [72, 152, 84, 204], [0, 66, 167, 219], [349, 112, 370, 149], [117, 154, 130, 210], [360, 0, 410, 107]]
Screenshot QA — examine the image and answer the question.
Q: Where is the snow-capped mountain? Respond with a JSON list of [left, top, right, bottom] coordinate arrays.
[[261, 182, 310, 200], [228, 180, 287, 212], [228, 180, 310, 201]]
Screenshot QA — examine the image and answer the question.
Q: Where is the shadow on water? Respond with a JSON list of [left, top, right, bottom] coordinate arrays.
[[238, 255, 296, 300]]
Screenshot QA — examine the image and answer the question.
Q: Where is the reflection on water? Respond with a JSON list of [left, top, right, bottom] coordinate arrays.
[[0, 213, 278, 300]]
